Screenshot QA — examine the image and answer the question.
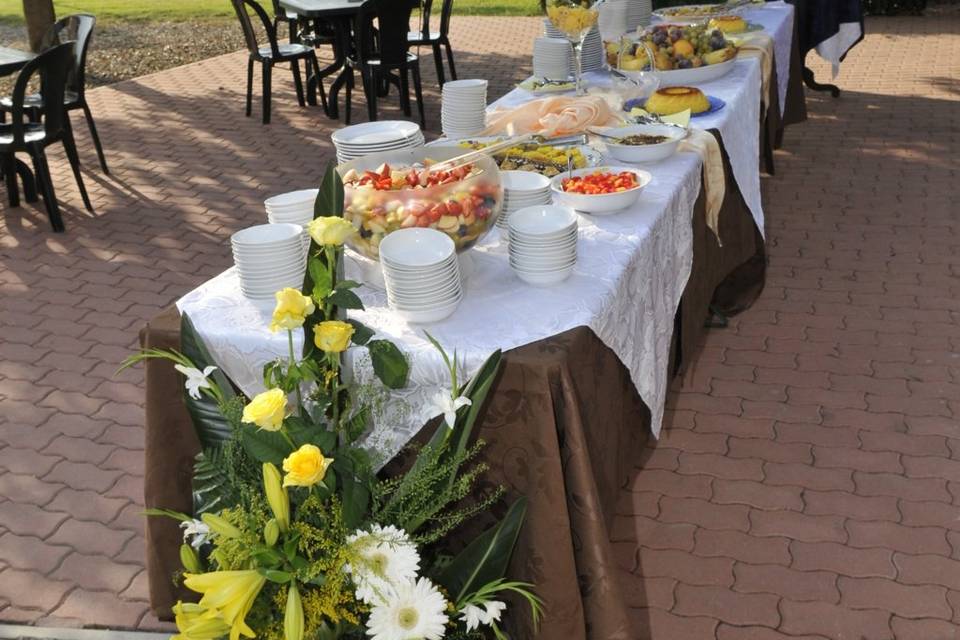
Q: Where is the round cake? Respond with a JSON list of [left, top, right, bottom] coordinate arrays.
[[708, 15, 748, 33], [645, 87, 710, 115]]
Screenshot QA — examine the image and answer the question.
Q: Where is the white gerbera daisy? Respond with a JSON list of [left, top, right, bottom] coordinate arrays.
[[366, 578, 449, 640], [346, 524, 421, 604]]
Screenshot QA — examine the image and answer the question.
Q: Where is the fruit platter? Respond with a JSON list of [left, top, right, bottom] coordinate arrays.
[[428, 137, 603, 177], [338, 147, 502, 260], [607, 23, 738, 86]]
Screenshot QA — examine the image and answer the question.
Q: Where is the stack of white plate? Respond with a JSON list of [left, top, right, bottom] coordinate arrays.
[[508, 205, 578, 286], [543, 21, 602, 73], [441, 79, 488, 139], [598, 0, 630, 41], [265, 189, 318, 250], [497, 171, 552, 233], [379, 228, 463, 323], [331, 121, 425, 164], [231, 223, 307, 299], [626, 0, 652, 32], [533, 36, 573, 80]]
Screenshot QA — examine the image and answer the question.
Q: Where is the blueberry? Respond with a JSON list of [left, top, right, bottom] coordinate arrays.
[[457, 225, 469, 237], [359, 227, 373, 239]]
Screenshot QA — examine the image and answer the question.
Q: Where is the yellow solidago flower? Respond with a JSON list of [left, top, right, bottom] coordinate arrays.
[[307, 216, 356, 246], [282, 444, 334, 488], [242, 388, 287, 431], [270, 288, 316, 333], [183, 570, 267, 640], [313, 320, 354, 354], [172, 602, 231, 640]]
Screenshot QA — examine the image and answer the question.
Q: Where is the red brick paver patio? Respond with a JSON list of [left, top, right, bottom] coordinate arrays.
[[0, 9, 958, 638]]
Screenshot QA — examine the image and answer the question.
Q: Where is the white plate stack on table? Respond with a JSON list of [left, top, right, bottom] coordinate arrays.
[[264, 188, 318, 250], [231, 223, 307, 300], [533, 36, 573, 80], [543, 22, 603, 73], [379, 228, 463, 323], [626, 0, 652, 31], [497, 170, 552, 234], [441, 79, 488, 140], [331, 121, 425, 164], [508, 205, 578, 286]]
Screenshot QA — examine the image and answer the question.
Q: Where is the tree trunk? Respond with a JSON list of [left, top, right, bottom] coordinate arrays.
[[23, 0, 56, 52]]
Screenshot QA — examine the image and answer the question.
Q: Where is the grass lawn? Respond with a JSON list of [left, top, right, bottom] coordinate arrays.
[[0, 0, 541, 22]]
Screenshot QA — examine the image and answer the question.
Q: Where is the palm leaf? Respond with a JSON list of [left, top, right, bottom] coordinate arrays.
[[181, 312, 237, 448]]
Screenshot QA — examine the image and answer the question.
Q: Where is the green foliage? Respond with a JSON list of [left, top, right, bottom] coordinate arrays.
[[436, 498, 528, 606], [181, 313, 236, 448], [366, 340, 410, 390]]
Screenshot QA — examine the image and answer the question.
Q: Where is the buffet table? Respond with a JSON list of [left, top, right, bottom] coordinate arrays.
[[141, 4, 804, 638]]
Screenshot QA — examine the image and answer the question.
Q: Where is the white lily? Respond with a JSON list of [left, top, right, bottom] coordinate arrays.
[[481, 600, 507, 625], [174, 364, 217, 400], [180, 518, 211, 549], [425, 390, 471, 429], [459, 604, 485, 633]]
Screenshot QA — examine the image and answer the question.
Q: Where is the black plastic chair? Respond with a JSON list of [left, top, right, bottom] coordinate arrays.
[[344, 0, 425, 127], [0, 15, 108, 174], [0, 43, 92, 232], [232, 0, 327, 124], [408, 0, 457, 86]]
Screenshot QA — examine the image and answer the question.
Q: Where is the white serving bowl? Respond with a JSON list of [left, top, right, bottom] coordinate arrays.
[[232, 223, 303, 247], [501, 170, 552, 193], [512, 265, 574, 286], [601, 124, 687, 163], [507, 205, 578, 237], [265, 189, 318, 209], [379, 228, 455, 268], [550, 167, 652, 215]]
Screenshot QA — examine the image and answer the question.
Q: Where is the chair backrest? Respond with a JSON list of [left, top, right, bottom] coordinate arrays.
[[41, 14, 95, 101], [438, 0, 454, 37], [416, 0, 435, 41], [231, 0, 281, 59], [356, 0, 417, 67], [8, 43, 74, 147]]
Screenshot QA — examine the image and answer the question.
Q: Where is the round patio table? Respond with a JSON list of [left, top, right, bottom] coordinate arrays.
[[0, 45, 40, 206], [785, 0, 864, 97]]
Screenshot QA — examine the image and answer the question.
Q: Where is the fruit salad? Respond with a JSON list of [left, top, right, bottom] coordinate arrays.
[[561, 170, 639, 195], [545, 1, 598, 40], [606, 23, 737, 71], [457, 140, 589, 177], [341, 161, 502, 260]]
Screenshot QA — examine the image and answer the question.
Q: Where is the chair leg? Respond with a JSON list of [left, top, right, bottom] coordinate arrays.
[[62, 120, 93, 212], [246, 59, 254, 117], [3, 153, 20, 208], [29, 146, 64, 232], [79, 101, 108, 174], [345, 68, 354, 126], [291, 60, 306, 107], [411, 62, 426, 129], [431, 43, 445, 86], [262, 62, 273, 124], [399, 66, 412, 117], [363, 68, 378, 123], [309, 54, 329, 115], [443, 40, 457, 81]]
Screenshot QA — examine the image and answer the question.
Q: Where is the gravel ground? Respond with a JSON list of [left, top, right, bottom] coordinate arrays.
[[0, 18, 249, 90]]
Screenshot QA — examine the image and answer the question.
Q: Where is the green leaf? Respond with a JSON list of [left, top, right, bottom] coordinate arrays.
[[347, 319, 374, 346], [181, 313, 237, 448], [326, 288, 363, 310], [192, 447, 236, 516], [367, 340, 409, 389], [241, 427, 293, 465], [143, 508, 193, 522], [259, 569, 293, 583], [334, 279, 361, 291], [335, 457, 370, 530], [285, 417, 337, 451], [314, 164, 345, 220], [309, 259, 334, 302], [435, 498, 527, 606]]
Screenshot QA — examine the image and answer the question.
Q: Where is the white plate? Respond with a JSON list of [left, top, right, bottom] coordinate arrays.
[[379, 228, 455, 267], [620, 56, 736, 87], [550, 166, 652, 215], [332, 120, 421, 146], [232, 223, 303, 247], [502, 170, 553, 193]]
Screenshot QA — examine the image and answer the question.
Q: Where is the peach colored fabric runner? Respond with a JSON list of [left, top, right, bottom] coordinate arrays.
[[483, 95, 622, 137]]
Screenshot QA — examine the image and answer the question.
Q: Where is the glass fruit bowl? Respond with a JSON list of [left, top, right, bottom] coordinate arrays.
[[338, 147, 503, 261]]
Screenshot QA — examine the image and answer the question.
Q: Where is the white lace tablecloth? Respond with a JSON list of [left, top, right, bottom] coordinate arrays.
[[740, 1, 795, 115], [178, 151, 702, 461]]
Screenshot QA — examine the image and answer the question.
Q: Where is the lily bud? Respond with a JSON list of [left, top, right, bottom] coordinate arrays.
[[284, 583, 304, 640], [264, 519, 280, 546], [263, 463, 290, 531], [179, 544, 202, 573], [200, 513, 242, 539]]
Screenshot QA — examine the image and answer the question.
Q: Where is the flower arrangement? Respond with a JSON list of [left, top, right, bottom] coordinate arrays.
[[124, 167, 540, 640]]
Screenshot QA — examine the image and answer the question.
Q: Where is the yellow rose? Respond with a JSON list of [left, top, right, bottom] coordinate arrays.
[[307, 216, 356, 246], [269, 288, 315, 333], [313, 320, 354, 353], [241, 388, 287, 431], [282, 444, 334, 488]]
